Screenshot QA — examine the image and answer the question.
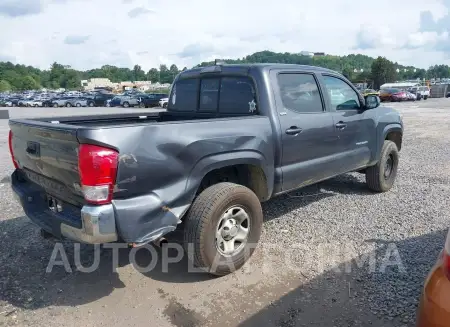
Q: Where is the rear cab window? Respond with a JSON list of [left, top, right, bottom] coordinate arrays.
[[168, 76, 257, 115]]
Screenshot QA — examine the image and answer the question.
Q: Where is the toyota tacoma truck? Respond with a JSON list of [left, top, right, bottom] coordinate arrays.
[[9, 63, 403, 275]]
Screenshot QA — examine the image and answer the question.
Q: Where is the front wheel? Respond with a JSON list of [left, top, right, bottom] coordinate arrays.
[[123, 102, 130, 108], [365, 140, 399, 192], [88, 102, 94, 107], [424, 96, 428, 100], [66, 102, 72, 107], [183, 182, 263, 276], [76, 103, 81, 107], [163, 103, 168, 108]]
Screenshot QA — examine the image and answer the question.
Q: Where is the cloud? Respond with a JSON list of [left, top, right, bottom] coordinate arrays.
[[0, 0, 42, 17], [176, 43, 216, 59], [354, 25, 397, 50], [404, 31, 449, 49], [1, 0, 449, 70], [64, 35, 90, 45], [128, 7, 155, 18]]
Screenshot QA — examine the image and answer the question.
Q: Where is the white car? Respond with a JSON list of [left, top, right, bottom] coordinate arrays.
[[158, 97, 168, 108], [24, 99, 43, 107], [410, 86, 430, 100]]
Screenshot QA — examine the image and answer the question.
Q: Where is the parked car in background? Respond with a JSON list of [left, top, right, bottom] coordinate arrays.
[[405, 92, 417, 101], [416, 228, 450, 326], [159, 97, 168, 108], [23, 98, 43, 107], [416, 86, 430, 100], [109, 94, 142, 107], [446, 92, 450, 98], [68, 97, 89, 107], [51, 97, 74, 107], [86, 93, 115, 107], [379, 88, 408, 102], [138, 93, 168, 108]]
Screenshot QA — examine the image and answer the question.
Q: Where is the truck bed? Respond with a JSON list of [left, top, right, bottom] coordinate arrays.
[[11, 110, 257, 128]]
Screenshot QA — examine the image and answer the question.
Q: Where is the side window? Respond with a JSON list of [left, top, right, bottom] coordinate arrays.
[[322, 75, 361, 110], [168, 78, 198, 112], [199, 78, 220, 111], [219, 76, 256, 114], [277, 73, 324, 113]]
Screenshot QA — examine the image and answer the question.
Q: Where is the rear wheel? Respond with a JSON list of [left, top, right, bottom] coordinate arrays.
[[123, 102, 130, 108], [163, 103, 168, 108], [88, 101, 94, 107], [183, 182, 263, 276], [76, 103, 81, 107], [366, 140, 399, 192], [424, 95, 428, 100], [53, 103, 58, 108], [66, 102, 72, 107]]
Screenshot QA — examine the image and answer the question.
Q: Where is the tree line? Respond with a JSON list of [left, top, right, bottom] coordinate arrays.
[[1, 50, 450, 92]]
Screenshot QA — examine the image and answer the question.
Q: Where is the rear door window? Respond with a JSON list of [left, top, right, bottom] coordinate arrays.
[[168, 76, 257, 114], [169, 78, 199, 112]]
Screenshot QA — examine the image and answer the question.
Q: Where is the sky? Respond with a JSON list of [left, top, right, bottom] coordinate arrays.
[[1, 0, 450, 71]]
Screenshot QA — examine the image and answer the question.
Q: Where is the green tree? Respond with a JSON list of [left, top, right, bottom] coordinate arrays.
[[147, 68, 160, 83], [20, 75, 40, 90], [371, 57, 396, 89], [0, 79, 12, 92], [159, 64, 171, 83], [132, 64, 146, 81]]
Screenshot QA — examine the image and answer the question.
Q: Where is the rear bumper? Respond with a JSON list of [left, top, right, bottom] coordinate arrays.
[[11, 170, 183, 244], [11, 171, 118, 244], [416, 253, 450, 327]]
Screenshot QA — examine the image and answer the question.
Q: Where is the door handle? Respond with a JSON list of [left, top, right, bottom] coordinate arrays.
[[335, 122, 347, 130], [285, 126, 302, 135]]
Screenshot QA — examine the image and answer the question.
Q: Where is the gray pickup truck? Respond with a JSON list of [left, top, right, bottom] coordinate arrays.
[[9, 63, 403, 275]]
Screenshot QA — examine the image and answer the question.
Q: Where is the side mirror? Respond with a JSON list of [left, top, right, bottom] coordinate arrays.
[[365, 95, 380, 110]]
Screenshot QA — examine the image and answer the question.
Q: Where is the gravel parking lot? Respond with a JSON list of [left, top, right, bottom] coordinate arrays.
[[1, 99, 450, 327]]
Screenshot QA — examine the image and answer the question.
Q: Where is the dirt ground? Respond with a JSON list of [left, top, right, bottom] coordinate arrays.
[[1, 99, 450, 327]]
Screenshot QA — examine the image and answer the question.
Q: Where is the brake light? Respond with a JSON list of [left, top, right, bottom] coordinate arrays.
[[8, 130, 18, 169], [78, 144, 118, 205], [444, 229, 450, 280]]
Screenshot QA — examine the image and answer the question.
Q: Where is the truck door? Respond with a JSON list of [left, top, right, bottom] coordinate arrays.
[[271, 71, 339, 192], [318, 74, 373, 173]]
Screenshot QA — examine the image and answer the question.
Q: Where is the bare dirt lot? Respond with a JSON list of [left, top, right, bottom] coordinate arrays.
[[1, 99, 450, 327]]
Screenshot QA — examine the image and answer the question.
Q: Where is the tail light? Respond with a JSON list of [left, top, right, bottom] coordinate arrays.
[[78, 144, 118, 205], [444, 229, 450, 280], [8, 130, 18, 169]]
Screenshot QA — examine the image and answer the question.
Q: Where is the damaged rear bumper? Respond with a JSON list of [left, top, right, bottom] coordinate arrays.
[[11, 170, 187, 244]]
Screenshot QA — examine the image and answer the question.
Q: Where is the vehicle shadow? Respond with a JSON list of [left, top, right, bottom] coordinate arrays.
[[0, 172, 377, 312], [262, 173, 373, 222], [237, 229, 447, 327]]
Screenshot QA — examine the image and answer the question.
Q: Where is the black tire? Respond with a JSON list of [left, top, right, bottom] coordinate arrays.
[[424, 96, 428, 100], [88, 101, 94, 107], [66, 102, 72, 107], [183, 182, 263, 276], [365, 140, 399, 192], [123, 101, 130, 108], [163, 103, 168, 108], [53, 103, 58, 108]]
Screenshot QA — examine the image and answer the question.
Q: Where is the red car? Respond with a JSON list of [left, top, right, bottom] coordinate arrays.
[[379, 88, 408, 102], [416, 228, 450, 326]]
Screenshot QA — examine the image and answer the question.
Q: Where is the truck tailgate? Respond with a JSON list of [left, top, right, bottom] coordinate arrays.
[[10, 122, 84, 206]]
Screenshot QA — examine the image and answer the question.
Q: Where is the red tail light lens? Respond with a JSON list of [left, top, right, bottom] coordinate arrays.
[[78, 144, 118, 205], [8, 130, 18, 169], [444, 229, 450, 280]]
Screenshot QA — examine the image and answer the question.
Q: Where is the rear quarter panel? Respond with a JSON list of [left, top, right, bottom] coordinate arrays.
[[81, 116, 275, 212]]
